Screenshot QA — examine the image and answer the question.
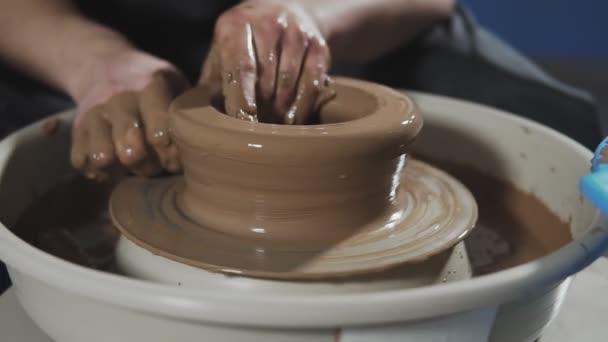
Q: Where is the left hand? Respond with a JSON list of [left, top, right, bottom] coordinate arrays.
[[70, 50, 189, 180]]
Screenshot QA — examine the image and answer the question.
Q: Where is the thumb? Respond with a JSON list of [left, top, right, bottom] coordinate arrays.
[[199, 43, 223, 99]]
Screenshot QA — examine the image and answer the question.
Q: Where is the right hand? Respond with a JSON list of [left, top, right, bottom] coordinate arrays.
[[70, 50, 189, 181], [199, 0, 332, 124]]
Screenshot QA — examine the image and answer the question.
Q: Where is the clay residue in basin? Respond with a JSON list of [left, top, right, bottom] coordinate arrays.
[[13, 174, 120, 271], [416, 157, 573, 275]]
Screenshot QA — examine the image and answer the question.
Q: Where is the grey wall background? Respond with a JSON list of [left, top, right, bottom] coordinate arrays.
[[462, 0, 607, 132]]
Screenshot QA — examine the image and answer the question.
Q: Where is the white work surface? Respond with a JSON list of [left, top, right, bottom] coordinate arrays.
[[2, 259, 608, 342]]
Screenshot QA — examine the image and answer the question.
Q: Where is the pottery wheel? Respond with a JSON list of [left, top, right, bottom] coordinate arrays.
[[110, 159, 477, 280]]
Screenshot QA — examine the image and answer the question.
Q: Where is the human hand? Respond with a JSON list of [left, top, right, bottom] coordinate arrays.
[[70, 50, 189, 180], [200, 0, 331, 124]]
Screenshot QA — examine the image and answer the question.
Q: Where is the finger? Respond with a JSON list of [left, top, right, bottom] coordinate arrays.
[[124, 129, 163, 177], [130, 150, 163, 177], [107, 92, 163, 176], [70, 114, 90, 173], [106, 92, 148, 168], [199, 43, 223, 97], [251, 20, 283, 122], [87, 110, 116, 179], [140, 70, 188, 173], [215, 19, 258, 120], [285, 38, 331, 125], [163, 143, 182, 174], [273, 20, 309, 122]]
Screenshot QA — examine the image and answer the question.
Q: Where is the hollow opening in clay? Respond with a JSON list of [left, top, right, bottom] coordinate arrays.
[[306, 83, 380, 125], [177, 83, 380, 127]]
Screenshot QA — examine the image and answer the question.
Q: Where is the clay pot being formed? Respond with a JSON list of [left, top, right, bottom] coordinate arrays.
[[109, 77, 478, 279], [170, 78, 422, 246], [171, 80, 422, 244]]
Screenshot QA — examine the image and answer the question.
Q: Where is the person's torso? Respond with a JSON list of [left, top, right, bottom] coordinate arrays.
[[75, 0, 240, 81]]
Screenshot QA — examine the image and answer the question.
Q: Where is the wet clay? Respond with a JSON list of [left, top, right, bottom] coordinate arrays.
[[13, 161, 571, 277], [164, 79, 424, 245]]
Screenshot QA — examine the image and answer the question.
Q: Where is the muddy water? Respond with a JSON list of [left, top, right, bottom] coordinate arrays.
[[422, 159, 573, 275], [12, 160, 572, 277], [14, 175, 120, 272]]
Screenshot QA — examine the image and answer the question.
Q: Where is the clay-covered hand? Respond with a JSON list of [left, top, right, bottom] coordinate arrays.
[[70, 51, 189, 181], [200, 0, 330, 124]]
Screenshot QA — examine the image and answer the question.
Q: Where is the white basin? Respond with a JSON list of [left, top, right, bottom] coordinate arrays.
[[0, 91, 606, 342]]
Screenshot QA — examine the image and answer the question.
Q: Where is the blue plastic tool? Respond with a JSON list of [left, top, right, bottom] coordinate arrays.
[[580, 137, 608, 215]]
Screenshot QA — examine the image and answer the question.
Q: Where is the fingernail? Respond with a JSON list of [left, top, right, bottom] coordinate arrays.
[[279, 72, 291, 89], [152, 130, 171, 147], [284, 105, 297, 125], [125, 147, 135, 158], [91, 152, 106, 162], [124, 147, 147, 161], [267, 50, 277, 64], [224, 71, 236, 84], [243, 86, 257, 112], [237, 109, 258, 122], [123, 127, 146, 162], [166, 160, 182, 173], [324, 75, 333, 87], [126, 126, 142, 140]]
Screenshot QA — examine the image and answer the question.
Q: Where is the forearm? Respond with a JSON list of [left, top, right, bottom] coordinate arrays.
[[0, 0, 135, 98], [295, 0, 455, 64]]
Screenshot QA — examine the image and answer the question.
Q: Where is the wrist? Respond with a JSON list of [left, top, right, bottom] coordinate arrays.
[[282, 0, 361, 65], [52, 18, 136, 100], [280, 0, 334, 38], [67, 48, 182, 113]]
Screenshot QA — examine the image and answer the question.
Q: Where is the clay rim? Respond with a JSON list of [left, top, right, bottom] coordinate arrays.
[[168, 77, 423, 165], [169, 77, 423, 141]]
